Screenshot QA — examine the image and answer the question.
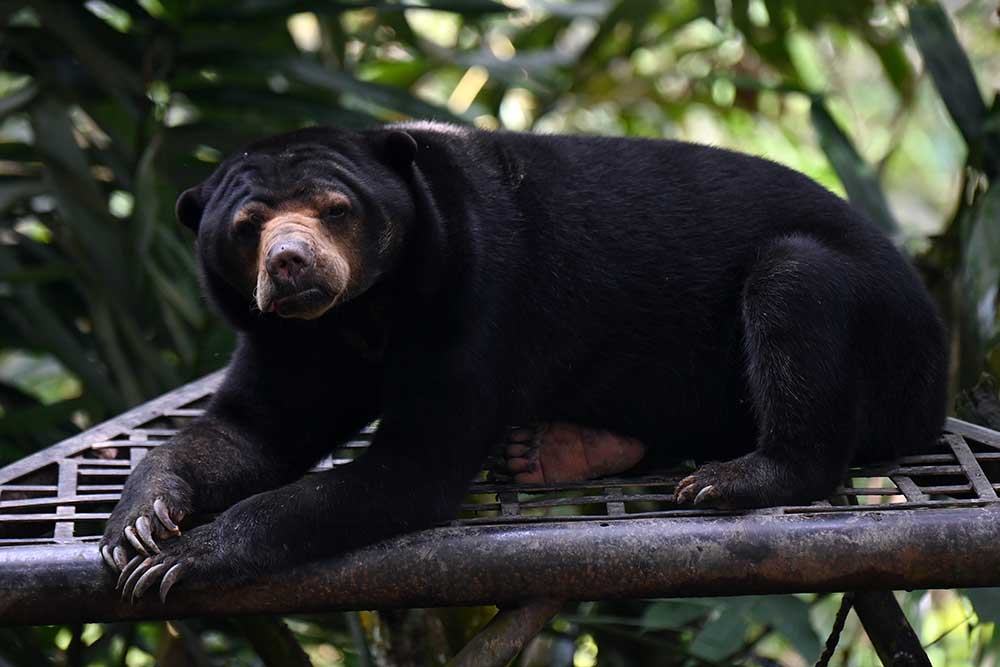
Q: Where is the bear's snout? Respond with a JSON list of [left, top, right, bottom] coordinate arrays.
[[253, 212, 353, 319], [266, 238, 315, 286]]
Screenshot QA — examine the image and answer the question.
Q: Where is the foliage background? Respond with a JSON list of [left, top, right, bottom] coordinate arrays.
[[0, 0, 998, 665]]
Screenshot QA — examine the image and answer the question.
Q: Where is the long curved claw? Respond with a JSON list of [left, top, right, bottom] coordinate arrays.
[[100, 545, 117, 570], [135, 516, 159, 553], [113, 545, 129, 570], [131, 563, 167, 601], [154, 497, 180, 534], [116, 555, 144, 590], [694, 485, 718, 505], [159, 562, 186, 603], [124, 525, 149, 556], [121, 557, 153, 601]]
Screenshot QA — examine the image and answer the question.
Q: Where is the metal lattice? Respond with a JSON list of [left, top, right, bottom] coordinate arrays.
[[3, 370, 1000, 546]]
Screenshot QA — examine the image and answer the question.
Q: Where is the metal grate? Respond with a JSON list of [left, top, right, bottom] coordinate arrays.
[[3, 370, 1000, 546]]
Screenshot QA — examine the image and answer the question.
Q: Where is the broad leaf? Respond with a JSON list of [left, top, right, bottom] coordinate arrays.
[[810, 100, 901, 240], [910, 2, 1000, 177]]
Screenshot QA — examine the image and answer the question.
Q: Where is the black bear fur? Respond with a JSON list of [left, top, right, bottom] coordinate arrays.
[[100, 123, 948, 596]]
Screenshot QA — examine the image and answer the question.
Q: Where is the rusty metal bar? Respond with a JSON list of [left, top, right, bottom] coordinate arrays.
[[53, 460, 78, 542], [447, 600, 563, 667], [0, 371, 225, 486], [945, 417, 1000, 450], [2, 507, 1000, 626], [888, 476, 928, 502], [945, 434, 999, 500], [605, 486, 626, 516], [853, 591, 932, 667], [1, 494, 120, 510], [128, 432, 149, 472], [455, 497, 997, 526]]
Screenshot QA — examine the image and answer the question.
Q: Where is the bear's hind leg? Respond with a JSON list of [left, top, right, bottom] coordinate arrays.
[[676, 234, 861, 508], [494, 422, 646, 484]]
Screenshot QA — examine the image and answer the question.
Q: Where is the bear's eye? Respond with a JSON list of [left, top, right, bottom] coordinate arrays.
[[235, 223, 258, 243], [325, 203, 350, 220], [234, 212, 263, 242]]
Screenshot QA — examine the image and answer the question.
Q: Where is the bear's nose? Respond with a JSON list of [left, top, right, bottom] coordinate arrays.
[[266, 239, 314, 284]]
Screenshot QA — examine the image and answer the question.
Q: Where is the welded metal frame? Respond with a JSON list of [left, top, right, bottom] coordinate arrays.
[[2, 372, 999, 665]]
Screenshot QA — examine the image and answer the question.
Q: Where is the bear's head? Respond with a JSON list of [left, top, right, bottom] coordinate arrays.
[[175, 127, 419, 328]]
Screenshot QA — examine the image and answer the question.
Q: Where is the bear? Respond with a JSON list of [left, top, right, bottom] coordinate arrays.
[[99, 122, 948, 602]]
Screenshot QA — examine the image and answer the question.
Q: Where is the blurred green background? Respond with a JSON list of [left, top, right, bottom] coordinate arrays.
[[0, 0, 998, 665]]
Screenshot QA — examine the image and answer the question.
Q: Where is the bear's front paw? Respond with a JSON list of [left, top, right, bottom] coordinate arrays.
[[99, 473, 193, 574], [115, 522, 229, 603]]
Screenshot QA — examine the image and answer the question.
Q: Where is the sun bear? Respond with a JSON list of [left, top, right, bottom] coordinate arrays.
[[100, 123, 948, 602]]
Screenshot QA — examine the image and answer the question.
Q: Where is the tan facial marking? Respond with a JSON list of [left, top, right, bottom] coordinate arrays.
[[246, 193, 360, 319], [233, 192, 351, 225]]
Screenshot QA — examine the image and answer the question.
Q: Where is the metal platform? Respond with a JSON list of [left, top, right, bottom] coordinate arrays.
[[2, 370, 1000, 627]]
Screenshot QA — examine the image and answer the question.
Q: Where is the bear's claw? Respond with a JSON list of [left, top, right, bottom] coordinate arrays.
[[129, 562, 167, 602], [159, 563, 187, 602], [124, 525, 148, 556], [116, 555, 144, 589], [135, 516, 160, 553], [154, 497, 180, 534], [101, 494, 188, 580], [111, 519, 226, 604], [121, 557, 153, 600], [674, 471, 726, 507], [115, 550, 191, 603], [694, 485, 719, 505], [100, 545, 116, 570]]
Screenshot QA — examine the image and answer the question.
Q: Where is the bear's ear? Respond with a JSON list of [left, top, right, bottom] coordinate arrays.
[[175, 185, 205, 233], [372, 130, 418, 170]]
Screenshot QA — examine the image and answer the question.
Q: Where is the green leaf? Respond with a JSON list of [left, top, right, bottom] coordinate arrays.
[[173, 84, 376, 129], [285, 58, 465, 123], [0, 142, 39, 163], [732, 0, 796, 78], [964, 588, 1000, 624], [865, 33, 914, 101], [177, 16, 301, 56], [958, 184, 1000, 385], [0, 629, 51, 667], [689, 603, 750, 661], [576, 0, 661, 66], [230, 616, 313, 667], [192, 0, 508, 20], [0, 281, 123, 413], [640, 599, 714, 630], [147, 262, 203, 329], [749, 596, 821, 662], [31, 0, 144, 110], [114, 306, 180, 391], [28, 96, 132, 292], [0, 178, 45, 215], [697, 0, 717, 23], [0, 396, 89, 435], [86, 297, 146, 405], [909, 1, 1000, 177], [810, 99, 901, 240], [0, 81, 38, 119], [158, 296, 197, 366]]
